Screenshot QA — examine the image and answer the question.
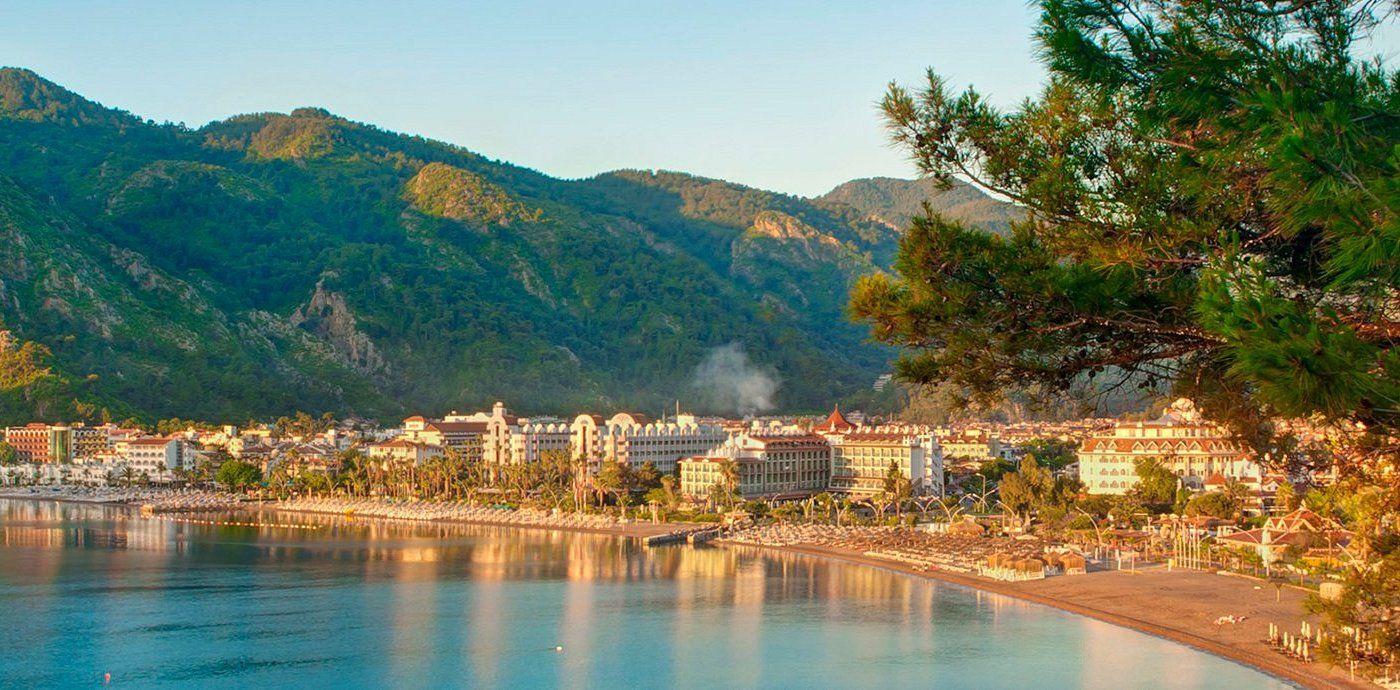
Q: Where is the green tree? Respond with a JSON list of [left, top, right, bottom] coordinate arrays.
[[881, 460, 913, 521], [1017, 455, 1053, 501], [976, 457, 1014, 483], [1132, 458, 1178, 506], [718, 458, 740, 509], [0, 441, 17, 466], [1308, 549, 1400, 676], [633, 461, 663, 493], [1185, 492, 1236, 519], [997, 472, 1037, 528], [594, 460, 631, 507], [1018, 439, 1077, 471], [854, 0, 1399, 493], [0, 334, 52, 390], [1274, 480, 1300, 512], [215, 459, 262, 492]]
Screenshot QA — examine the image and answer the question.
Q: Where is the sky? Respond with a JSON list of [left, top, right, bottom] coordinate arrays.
[[0, 1, 1047, 197]]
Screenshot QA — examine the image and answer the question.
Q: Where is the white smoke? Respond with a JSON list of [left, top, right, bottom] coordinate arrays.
[[690, 343, 779, 415]]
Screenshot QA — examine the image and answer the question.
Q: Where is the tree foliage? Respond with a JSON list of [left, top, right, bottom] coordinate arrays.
[[0, 66, 945, 423], [859, 4, 1399, 659], [1133, 457, 1179, 505], [855, 0, 1400, 467], [0, 332, 51, 390], [1185, 491, 1236, 518], [215, 459, 262, 492]]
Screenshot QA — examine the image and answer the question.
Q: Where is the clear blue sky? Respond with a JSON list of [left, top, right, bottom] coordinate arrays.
[[5, 2, 1048, 196]]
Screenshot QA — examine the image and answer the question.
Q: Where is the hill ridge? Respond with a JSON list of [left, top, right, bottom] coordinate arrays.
[[0, 69, 1015, 423]]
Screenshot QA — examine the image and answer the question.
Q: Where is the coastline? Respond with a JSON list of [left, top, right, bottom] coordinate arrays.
[[253, 502, 695, 539], [721, 539, 1365, 690], [0, 492, 1362, 687], [0, 491, 693, 540]]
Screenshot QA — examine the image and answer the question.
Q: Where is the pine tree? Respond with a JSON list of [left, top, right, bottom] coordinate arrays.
[[857, 0, 1399, 666]]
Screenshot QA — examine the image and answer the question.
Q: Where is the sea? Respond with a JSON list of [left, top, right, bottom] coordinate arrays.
[[0, 498, 1291, 688]]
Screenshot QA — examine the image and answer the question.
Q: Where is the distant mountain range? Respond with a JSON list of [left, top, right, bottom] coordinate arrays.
[[0, 68, 1016, 423]]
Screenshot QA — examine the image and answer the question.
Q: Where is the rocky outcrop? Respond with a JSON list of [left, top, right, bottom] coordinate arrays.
[[290, 280, 388, 376], [404, 162, 544, 227]]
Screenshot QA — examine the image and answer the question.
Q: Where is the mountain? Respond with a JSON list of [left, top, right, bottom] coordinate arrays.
[[819, 176, 1020, 236], [0, 68, 1015, 423]]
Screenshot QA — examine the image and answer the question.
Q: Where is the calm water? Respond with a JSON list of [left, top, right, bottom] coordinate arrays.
[[0, 499, 1289, 689]]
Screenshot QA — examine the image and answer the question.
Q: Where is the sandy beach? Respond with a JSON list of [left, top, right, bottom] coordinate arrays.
[[729, 540, 1369, 690]]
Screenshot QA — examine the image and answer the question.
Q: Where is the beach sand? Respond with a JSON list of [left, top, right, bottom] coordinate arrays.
[[743, 541, 1367, 690]]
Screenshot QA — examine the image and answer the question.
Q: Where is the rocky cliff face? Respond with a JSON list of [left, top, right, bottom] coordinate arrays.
[[290, 280, 388, 376]]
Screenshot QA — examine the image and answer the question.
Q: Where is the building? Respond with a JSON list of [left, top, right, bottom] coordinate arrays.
[[936, 429, 1003, 465], [403, 414, 490, 461], [812, 406, 857, 435], [481, 403, 571, 466], [115, 437, 185, 481], [368, 439, 445, 465], [71, 426, 107, 459], [1077, 399, 1258, 495], [829, 431, 943, 497], [1216, 509, 1353, 564], [574, 412, 729, 474], [277, 441, 343, 476], [2, 423, 105, 463], [679, 432, 831, 500]]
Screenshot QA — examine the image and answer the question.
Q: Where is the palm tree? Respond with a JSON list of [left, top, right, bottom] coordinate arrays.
[[1223, 478, 1249, 519], [120, 466, 136, 488], [717, 458, 740, 510]]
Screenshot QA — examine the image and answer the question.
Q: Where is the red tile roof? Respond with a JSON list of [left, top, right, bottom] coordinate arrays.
[[813, 405, 855, 433]]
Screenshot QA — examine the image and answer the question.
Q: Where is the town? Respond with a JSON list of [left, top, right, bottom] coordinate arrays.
[[0, 397, 1350, 558]]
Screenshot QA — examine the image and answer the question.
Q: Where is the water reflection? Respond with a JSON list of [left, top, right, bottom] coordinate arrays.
[[0, 499, 1289, 689], [1, 499, 1004, 611]]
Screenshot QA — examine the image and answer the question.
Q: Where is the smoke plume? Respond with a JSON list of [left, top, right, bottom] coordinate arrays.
[[690, 343, 779, 415]]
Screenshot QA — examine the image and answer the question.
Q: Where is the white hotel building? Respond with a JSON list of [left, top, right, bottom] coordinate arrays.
[[572, 412, 730, 473], [1077, 399, 1259, 495]]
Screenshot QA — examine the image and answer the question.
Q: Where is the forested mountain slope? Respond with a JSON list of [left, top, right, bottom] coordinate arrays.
[[0, 68, 1014, 423]]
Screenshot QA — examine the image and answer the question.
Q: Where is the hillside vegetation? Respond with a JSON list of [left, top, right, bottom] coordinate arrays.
[[0, 68, 1015, 423]]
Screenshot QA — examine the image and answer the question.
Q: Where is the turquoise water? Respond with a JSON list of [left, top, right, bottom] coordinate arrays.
[[0, 499, 1289, 689]]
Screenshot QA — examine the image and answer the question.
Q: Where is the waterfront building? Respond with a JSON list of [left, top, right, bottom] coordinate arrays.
[[829, 431, 944, 497], [678, 431, 830, 500], [114, 437, 186, 480], [1077, 399, 1258, 495], [573, 412, 729, 474], [480, 403, 572, 466], [810, 406, 944, 497], [1216, 509, 1353, 564], [277, 442, 343, 475], [368, 439, 445, 465], [3, 423, 106, 463], [400, 414, 492, 461], [812, 406, 857, 435]]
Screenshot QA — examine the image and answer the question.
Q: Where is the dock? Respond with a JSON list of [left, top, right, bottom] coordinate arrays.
[[643, 527, 722, 546]]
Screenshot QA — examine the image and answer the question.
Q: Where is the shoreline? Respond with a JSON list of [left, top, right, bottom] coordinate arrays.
[[253, 503, 695, 539], [721, 539, 1363, 690], [0, 492, 693, 540], [0, 492, 1362, 687]]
